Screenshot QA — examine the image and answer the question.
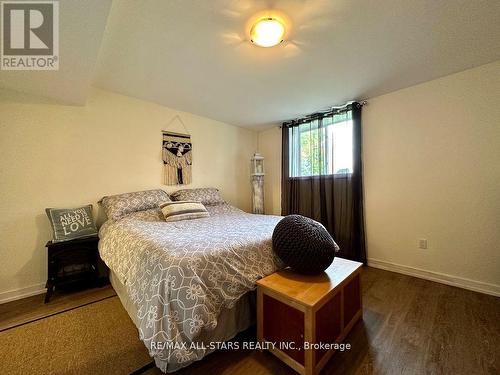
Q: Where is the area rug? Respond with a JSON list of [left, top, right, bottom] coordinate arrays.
[[0, 296, 152, 375]]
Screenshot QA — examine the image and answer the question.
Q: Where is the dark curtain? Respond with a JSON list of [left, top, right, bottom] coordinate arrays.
[[281, 103, 366, 263]]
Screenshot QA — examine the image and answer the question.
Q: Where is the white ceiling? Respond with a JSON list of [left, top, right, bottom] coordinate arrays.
[[2, 0, 500, 128], [0, 0, 112, 105]]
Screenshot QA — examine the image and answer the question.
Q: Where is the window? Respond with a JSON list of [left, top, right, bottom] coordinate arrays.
[[288, 111, 353, 177]]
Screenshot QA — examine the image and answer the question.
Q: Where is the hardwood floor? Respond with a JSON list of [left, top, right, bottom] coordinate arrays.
[[141, 268, 500, 375], [1, 268, 498, 374], [0, 285, 115, 331]]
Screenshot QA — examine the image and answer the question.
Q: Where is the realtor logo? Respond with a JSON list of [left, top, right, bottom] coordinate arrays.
[[1, 0, 58, 70]]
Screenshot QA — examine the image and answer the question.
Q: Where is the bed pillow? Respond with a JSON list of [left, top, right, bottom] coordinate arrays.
[[159, 201, 209, 222], [100, 189, 170, 221], [45, 205, 98, 242], [170, 188, 224, 206]]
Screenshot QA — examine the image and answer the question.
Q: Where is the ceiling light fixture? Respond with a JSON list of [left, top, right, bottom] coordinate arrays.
[[250, 17, 285, 47]]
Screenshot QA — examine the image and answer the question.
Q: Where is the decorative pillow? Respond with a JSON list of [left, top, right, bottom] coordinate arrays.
[[100, 189, 170, 221], [170, 188, 224, 206], [159, 201, 209, 222], [45, 205, 98, 243]]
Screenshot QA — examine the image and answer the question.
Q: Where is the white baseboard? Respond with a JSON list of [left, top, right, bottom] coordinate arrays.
[[367, 258, 500, 297], [0, 283, 46, 304], [2, 261, 498, 303]]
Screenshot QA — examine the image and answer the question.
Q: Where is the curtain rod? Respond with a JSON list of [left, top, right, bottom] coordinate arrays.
[[325, 100, 367, 111], [281, 100, 367, 128]]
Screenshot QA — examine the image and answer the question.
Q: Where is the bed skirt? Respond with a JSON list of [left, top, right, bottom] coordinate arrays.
[[109, 270, 255, 372]]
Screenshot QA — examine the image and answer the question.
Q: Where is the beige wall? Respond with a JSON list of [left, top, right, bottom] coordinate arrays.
[[363, 61, 500, 291], [258, 61, 500, 293], [258, 127, 282, 215], [0, 88, 257, 299]]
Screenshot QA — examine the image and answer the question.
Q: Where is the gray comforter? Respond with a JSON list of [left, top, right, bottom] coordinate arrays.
[[98, 204, 283, 372]]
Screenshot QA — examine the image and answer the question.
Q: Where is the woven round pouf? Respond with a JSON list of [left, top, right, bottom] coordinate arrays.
[[272, 215, 337, 275]]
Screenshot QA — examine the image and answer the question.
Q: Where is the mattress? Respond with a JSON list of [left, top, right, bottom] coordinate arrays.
[[99, 204, 283, 372]]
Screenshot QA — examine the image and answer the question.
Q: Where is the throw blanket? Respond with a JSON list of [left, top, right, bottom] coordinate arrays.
[[98, 204, 283, 372]]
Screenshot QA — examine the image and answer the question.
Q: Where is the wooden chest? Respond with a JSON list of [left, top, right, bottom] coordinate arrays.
[[256, 257, 363, 375]]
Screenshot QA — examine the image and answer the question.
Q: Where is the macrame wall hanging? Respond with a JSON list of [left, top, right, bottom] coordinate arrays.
[[162, 116, 192, 185]]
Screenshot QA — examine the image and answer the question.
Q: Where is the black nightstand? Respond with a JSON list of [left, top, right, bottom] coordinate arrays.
[[44, 236, 107, 303]]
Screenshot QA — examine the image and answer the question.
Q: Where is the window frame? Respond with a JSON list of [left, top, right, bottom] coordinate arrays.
[[288, 112, 354, 178]]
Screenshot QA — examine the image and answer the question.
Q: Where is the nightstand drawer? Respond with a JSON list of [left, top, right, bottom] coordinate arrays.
[[50, 242, 96, 257]]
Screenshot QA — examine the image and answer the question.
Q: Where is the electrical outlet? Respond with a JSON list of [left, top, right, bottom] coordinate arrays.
[[418, 239, 428, 249]]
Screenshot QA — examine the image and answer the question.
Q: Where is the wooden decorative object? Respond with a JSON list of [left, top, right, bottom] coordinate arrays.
[[257, 257, 363, 375]]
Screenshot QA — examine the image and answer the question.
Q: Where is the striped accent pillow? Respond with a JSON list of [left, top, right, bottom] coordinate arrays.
[[159, 201, 209, 222]]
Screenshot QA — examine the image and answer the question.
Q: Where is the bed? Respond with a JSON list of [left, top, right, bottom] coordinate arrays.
[[98, 189, 283, 372]]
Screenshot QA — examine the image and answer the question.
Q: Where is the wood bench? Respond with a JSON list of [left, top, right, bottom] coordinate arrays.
[[257, 257, 363, 375]]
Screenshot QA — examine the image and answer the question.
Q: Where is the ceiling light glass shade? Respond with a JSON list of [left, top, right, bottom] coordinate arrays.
[[250, 18, 285, 47]]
